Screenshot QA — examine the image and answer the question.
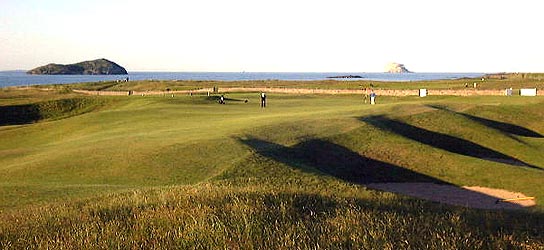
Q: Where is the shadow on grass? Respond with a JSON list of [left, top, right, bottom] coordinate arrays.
[[205, 95, 248, 103], [239, 137, 448, 184], [0, 104, 41, 126], [360, 115, 542, 171], [238, 137, 529, 209], [427, 105, 543, 144]]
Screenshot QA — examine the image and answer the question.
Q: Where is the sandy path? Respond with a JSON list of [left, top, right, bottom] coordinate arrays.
[[367, 183, 536, 209]]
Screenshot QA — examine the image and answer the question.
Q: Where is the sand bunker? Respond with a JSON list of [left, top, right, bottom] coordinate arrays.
[[367, 183, 536, 209]]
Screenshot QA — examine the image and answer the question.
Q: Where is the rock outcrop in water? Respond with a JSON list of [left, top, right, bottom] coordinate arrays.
[[385, 62, 412, 73], [327, 75, 363, 79], [27, 59, 128, 75]]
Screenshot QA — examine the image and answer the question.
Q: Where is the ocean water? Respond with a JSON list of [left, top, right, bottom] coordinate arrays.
[[0, 71, 485, 88]]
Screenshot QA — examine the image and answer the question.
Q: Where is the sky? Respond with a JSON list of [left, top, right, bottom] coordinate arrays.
[[1, 0, 543, 72]]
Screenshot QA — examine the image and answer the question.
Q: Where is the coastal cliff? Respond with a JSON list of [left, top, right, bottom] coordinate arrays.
[[27, 59, 128, 75]]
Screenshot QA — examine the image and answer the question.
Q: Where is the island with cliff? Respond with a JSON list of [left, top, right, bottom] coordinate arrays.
[[27, 58, 128, 75], [385, 62, 412, 73]]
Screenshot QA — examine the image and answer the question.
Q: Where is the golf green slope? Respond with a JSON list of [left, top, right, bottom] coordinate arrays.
[[1, 86, 543, 249]]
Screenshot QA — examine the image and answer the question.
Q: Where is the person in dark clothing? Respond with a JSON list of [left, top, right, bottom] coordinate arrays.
[[219, 95, 225, 104], [260, 92, 266, 108]]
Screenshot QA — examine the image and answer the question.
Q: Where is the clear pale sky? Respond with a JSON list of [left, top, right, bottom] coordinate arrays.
[[1, 0, 543, 72]]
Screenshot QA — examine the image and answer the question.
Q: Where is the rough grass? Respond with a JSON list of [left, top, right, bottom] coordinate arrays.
[[1, 184, 543, 249], [49, 74, 544, 92], [1, 84, 544, 248]]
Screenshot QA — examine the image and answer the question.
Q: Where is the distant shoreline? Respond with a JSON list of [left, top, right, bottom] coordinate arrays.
[[0, 72, 486, 88]]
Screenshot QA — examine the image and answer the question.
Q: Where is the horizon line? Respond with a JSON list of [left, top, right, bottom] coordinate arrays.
[[1, 69, 537, 74]]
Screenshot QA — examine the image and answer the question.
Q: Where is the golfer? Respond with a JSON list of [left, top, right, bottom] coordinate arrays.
[[260, 92, 266, 108]]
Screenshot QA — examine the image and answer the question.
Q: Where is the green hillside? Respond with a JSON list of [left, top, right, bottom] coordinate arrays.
[[1, 85, 543, 249]]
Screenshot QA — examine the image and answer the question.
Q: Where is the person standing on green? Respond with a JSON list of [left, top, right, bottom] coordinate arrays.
[[260, 92, 267, 108], [370, 91, 376, 105]]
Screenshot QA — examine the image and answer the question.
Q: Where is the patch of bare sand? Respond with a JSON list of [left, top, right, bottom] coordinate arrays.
[[367, 183, 536, 209]]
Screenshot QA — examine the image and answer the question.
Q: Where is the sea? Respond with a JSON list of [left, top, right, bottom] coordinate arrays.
[[0, 71, 485, 88]]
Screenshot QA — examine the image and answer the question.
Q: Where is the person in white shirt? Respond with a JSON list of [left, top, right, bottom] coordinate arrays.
[[260, 92, 266, 108]]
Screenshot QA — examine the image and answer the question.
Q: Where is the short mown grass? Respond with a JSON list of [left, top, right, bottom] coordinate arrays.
[[1, 82, 543, 249]]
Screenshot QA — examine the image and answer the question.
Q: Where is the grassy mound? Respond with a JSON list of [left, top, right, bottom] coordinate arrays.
[[0, 97, 109, 126]]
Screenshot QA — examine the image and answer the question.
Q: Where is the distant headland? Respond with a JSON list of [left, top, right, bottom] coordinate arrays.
[[385, 62, 412, 73], [27, 59, 128, 75]]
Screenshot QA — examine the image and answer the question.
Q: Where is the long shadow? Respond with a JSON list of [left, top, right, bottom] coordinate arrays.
[[239, 137, 528, 209], [240, 137, 448, 184], [0, 104, 42, 126], [205, 95, 248, 103], [361, 115, 542, 171], [427, 105, 543, 144]]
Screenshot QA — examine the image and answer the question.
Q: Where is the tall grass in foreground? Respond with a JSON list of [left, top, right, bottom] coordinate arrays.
[[1, 184, 543, 249]]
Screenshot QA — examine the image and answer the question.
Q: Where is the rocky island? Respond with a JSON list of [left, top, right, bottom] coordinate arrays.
[[327, 75, 363, 79], [27, 58, 128, 75], [385, 62, 412, 73]]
